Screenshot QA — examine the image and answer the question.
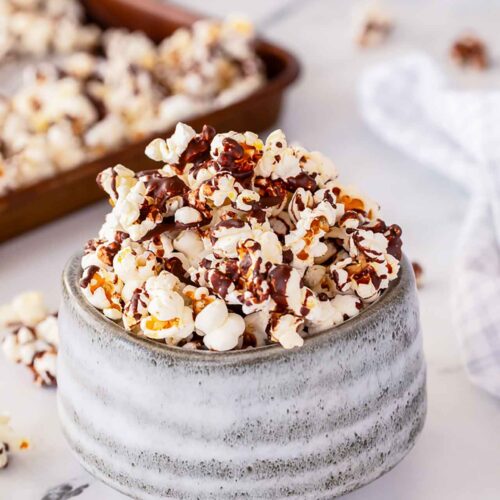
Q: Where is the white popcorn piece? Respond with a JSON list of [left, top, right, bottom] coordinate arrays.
[[269, 314, 304, 349], [175, 206, 203, 226], [140, 272, 194, 344], [145, 123, 196, 164], [203, 313, 245, 351]]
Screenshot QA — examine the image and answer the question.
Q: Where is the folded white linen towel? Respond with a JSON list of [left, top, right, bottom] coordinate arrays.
[[360, 53, 500, 399]]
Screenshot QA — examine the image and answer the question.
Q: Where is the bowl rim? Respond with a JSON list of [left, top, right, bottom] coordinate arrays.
[[62, 253, 413, 362]]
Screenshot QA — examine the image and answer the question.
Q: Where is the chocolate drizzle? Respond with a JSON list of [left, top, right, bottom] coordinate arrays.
[[128, 288, 146, 321], [180, 124, 216, 166], [164, 257, 189, 283], [269, 264, 292, 311], [216, 137, 255, 180], [386, 224, 403, 260], [282, 249, 293, 264], [352, 265, 382, 291], [210, 269, 234, 298], [139, 220, 177, 242], [145, 176, 188, 205], [80, 265, 99, 288], [96, 167, 118, 199], [97, 241, 120, 266], [215, 219, 246, 230]]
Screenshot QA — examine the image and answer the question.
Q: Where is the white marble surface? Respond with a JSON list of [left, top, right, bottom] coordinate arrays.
[[1, 0, 500, 498]]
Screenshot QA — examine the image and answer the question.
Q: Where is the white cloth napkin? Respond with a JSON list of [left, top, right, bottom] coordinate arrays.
[[360, 53, 500, 399]]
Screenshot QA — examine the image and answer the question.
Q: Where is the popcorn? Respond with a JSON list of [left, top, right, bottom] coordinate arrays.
[[81, 124, 403, 351], [450, 34, 489, 70], [0, 0, 100, 61], [0, 441, 8, 469], [0, 17, 264, 196], [156, 17, 264, 102], [243, 309, 269, 347], [412, 261, 424, 288], [269, 314, 304, 349], [146, 123, 197, 164], [0, 291, 47, 327], [0, 415, 12, 470], [182, 285, 244, 350], [0, 292, 58, 386], [113, 245, 158, 300], [203, 313, 245, 351], [140, 272, 194, 344], [103, 29, 156, 70], [353, 3, 393, 48], [80, 266, 123, 319]]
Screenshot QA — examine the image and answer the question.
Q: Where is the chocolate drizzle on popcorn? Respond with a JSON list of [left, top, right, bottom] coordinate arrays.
[[0, 16, 264, 195], [0, 292, 58, 386], [81, 123, 403, 351]]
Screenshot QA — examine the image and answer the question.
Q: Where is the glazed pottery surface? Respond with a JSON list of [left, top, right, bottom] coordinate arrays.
[[58, 254, 426, 499]]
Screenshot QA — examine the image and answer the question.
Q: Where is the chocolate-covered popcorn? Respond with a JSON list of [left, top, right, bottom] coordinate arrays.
[[0, 17, 264, 196], [0, 292, 58, 386], [0, 0, 100, 61], [81, 123, 403, 351]]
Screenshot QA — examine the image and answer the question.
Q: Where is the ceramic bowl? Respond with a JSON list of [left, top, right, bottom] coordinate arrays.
[[58, 254, 426, 499]]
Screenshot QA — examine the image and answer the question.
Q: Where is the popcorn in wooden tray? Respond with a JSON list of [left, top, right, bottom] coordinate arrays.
[[0, 0, 100, 60], [0, 16, 265, 195]]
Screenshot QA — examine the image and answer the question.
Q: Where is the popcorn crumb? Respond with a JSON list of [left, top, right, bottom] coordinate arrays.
[[0, 415, 12, 470], [412, 261, 424, 289], [81, 124, 403, 351], [354, 3, 393, 48], [0, 0, 100, 62], [18, 439, 30, 451], [0, 442, 8, 469], [0, 292, 58, 386], [450, 34, 489, 70]]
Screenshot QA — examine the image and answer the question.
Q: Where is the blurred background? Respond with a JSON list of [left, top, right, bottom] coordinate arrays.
[[0, 0, 499, 499]]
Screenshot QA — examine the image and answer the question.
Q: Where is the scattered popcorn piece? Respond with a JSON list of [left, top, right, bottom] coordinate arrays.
[[0, 442, 8, 469], [0, 415, 12, 470], [354, 3, 393, 48], [0, 292, 58, 386], [81, 124, 403, 351], [412, 261, 424, 289], [450, 34, 489, 70], [18, 439, 30, 451]]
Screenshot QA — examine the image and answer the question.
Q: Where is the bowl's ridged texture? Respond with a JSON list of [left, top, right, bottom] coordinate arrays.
[[58, 255, 426, 499]]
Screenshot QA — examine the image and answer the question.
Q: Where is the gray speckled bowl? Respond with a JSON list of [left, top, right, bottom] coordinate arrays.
[[58, 254, 426, 499]]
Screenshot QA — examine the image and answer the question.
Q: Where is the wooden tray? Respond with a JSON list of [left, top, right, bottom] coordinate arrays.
[[0, 0, 299, 243]]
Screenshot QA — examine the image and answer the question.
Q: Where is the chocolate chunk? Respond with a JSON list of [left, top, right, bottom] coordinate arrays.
[[286, 172, 317, 192]]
